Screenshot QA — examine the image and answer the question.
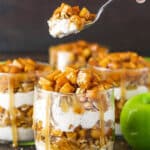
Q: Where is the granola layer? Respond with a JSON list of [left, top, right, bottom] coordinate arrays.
[[34, 122, 114, 150], [0, 104, 32, 128]]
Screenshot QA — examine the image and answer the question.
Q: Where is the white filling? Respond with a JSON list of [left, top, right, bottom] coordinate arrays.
[[35, 141, 114, 150], [57, 51, 73, 71], [47, 18, 79, 38], [0, 91, 34, 110], [0, 127, 33, 141], [0, 91, 34, 140], [114, 85, 149, 100], [34, 94, 114, 132]]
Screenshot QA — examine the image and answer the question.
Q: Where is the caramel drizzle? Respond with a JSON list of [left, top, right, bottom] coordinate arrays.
[[120, 69, 126, 108], [9, 76, 18, 147], [99, 94, 105, 147], [45, 94, 51, 150]]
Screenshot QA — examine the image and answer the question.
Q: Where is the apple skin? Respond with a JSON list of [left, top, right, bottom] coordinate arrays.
[[120, 93, 150, 150]]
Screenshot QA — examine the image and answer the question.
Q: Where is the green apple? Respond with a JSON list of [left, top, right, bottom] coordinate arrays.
[[120, 93, 150, 150]]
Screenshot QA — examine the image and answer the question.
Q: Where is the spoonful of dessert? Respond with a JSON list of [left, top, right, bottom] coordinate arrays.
[[47, 2, 97, 38], [47, 0, 146, 38], [48, 0, 114, 38]]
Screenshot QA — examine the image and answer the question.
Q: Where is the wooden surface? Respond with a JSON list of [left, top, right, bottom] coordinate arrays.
[[0, 0, 150, 56], [0, 137, 131, 150]]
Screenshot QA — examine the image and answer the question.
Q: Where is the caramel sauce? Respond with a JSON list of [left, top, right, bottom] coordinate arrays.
[[45, 94, 51, 150], [120, 70, 126, 107], [117, 70, 126, 117], [99, 94, 105, 147], [9, 76, 18, 147]]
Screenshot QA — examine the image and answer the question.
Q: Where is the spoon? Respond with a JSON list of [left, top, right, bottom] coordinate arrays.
[[84, 0, 113, 30]]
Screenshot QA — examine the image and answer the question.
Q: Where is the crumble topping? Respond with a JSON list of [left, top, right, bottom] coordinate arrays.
[[0, 58, 51, 93], [49, 40, 108, 70], [48, 3, 96, 38], [38, 66, 113, 94], [89, 52, 149, 69], [0, 57, 51, 73]]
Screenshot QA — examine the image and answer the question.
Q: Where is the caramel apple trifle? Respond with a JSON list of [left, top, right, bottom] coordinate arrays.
[[47, 3, 96, 38], [33, 67, 115, 150], [49, 40, 108, 71], [0, 58, 51, 147], [89, 52, 150, 135]]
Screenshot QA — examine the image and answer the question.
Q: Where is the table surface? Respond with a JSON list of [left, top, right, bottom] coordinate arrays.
[[0, 137, 131, 150]]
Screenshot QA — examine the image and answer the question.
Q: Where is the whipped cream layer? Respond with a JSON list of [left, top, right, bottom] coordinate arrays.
[[0, 127, 33, 141], [34, 90, 114, 132], [0, 91, 34, 110], [57, 51, 73, 71], [114, 85, 149, 100], [48, 18, 79, 38]]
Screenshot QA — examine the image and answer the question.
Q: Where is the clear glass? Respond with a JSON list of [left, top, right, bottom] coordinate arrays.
[[49, 49, 95, 71], [33, 87, 114, 150], [0, 72, 35, 147], [49, 44, 108, 71], [94, 67, 150, 135], [0, 63, 51, 147]]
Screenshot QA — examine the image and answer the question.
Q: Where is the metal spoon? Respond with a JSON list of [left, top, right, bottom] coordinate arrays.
[[84, 0, 113, 30]]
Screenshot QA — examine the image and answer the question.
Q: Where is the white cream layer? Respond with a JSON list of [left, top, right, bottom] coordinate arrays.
[[57, 51, 73, 71], [34, 94, 114, 132], [35, 141, 114, 150], [0, 91, 34, 110], [114, 85, 149, 100], [0, 127, 33, 141], [47, 18, 79, 38]]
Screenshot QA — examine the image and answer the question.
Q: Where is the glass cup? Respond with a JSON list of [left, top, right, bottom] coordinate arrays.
[[94, 67, 150, 135], [33, 86, 115, 150], [49, 40, 108, 71], [0, 72, 35, 147], [0, 62, 51, 147]]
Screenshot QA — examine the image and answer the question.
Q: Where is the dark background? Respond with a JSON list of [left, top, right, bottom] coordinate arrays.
[[0, 0, 150, 59]]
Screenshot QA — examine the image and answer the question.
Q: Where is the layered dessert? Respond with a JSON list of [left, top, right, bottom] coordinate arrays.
[[0, 58, 51, 147], [49, 40, 108, 71], [89, 52, 150, 135], [47, 3, 96, 38], [33, 67, 115, 150]]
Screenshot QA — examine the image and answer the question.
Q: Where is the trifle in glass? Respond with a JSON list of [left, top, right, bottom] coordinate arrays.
[[33, 67, 115, 150], [49, 40, 108, 71], [0, 58, 51, 147], [89, 52, 150, 135]]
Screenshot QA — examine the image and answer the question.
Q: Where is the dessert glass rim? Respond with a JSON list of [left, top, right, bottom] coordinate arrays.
[[0, 62, 51, 76], [35, 85, 113, 97], [90, 65, 149, 72], [0, 72, 36, 76]]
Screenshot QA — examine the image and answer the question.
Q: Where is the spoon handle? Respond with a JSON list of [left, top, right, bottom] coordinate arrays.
[[94, 0, 113, 23]]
